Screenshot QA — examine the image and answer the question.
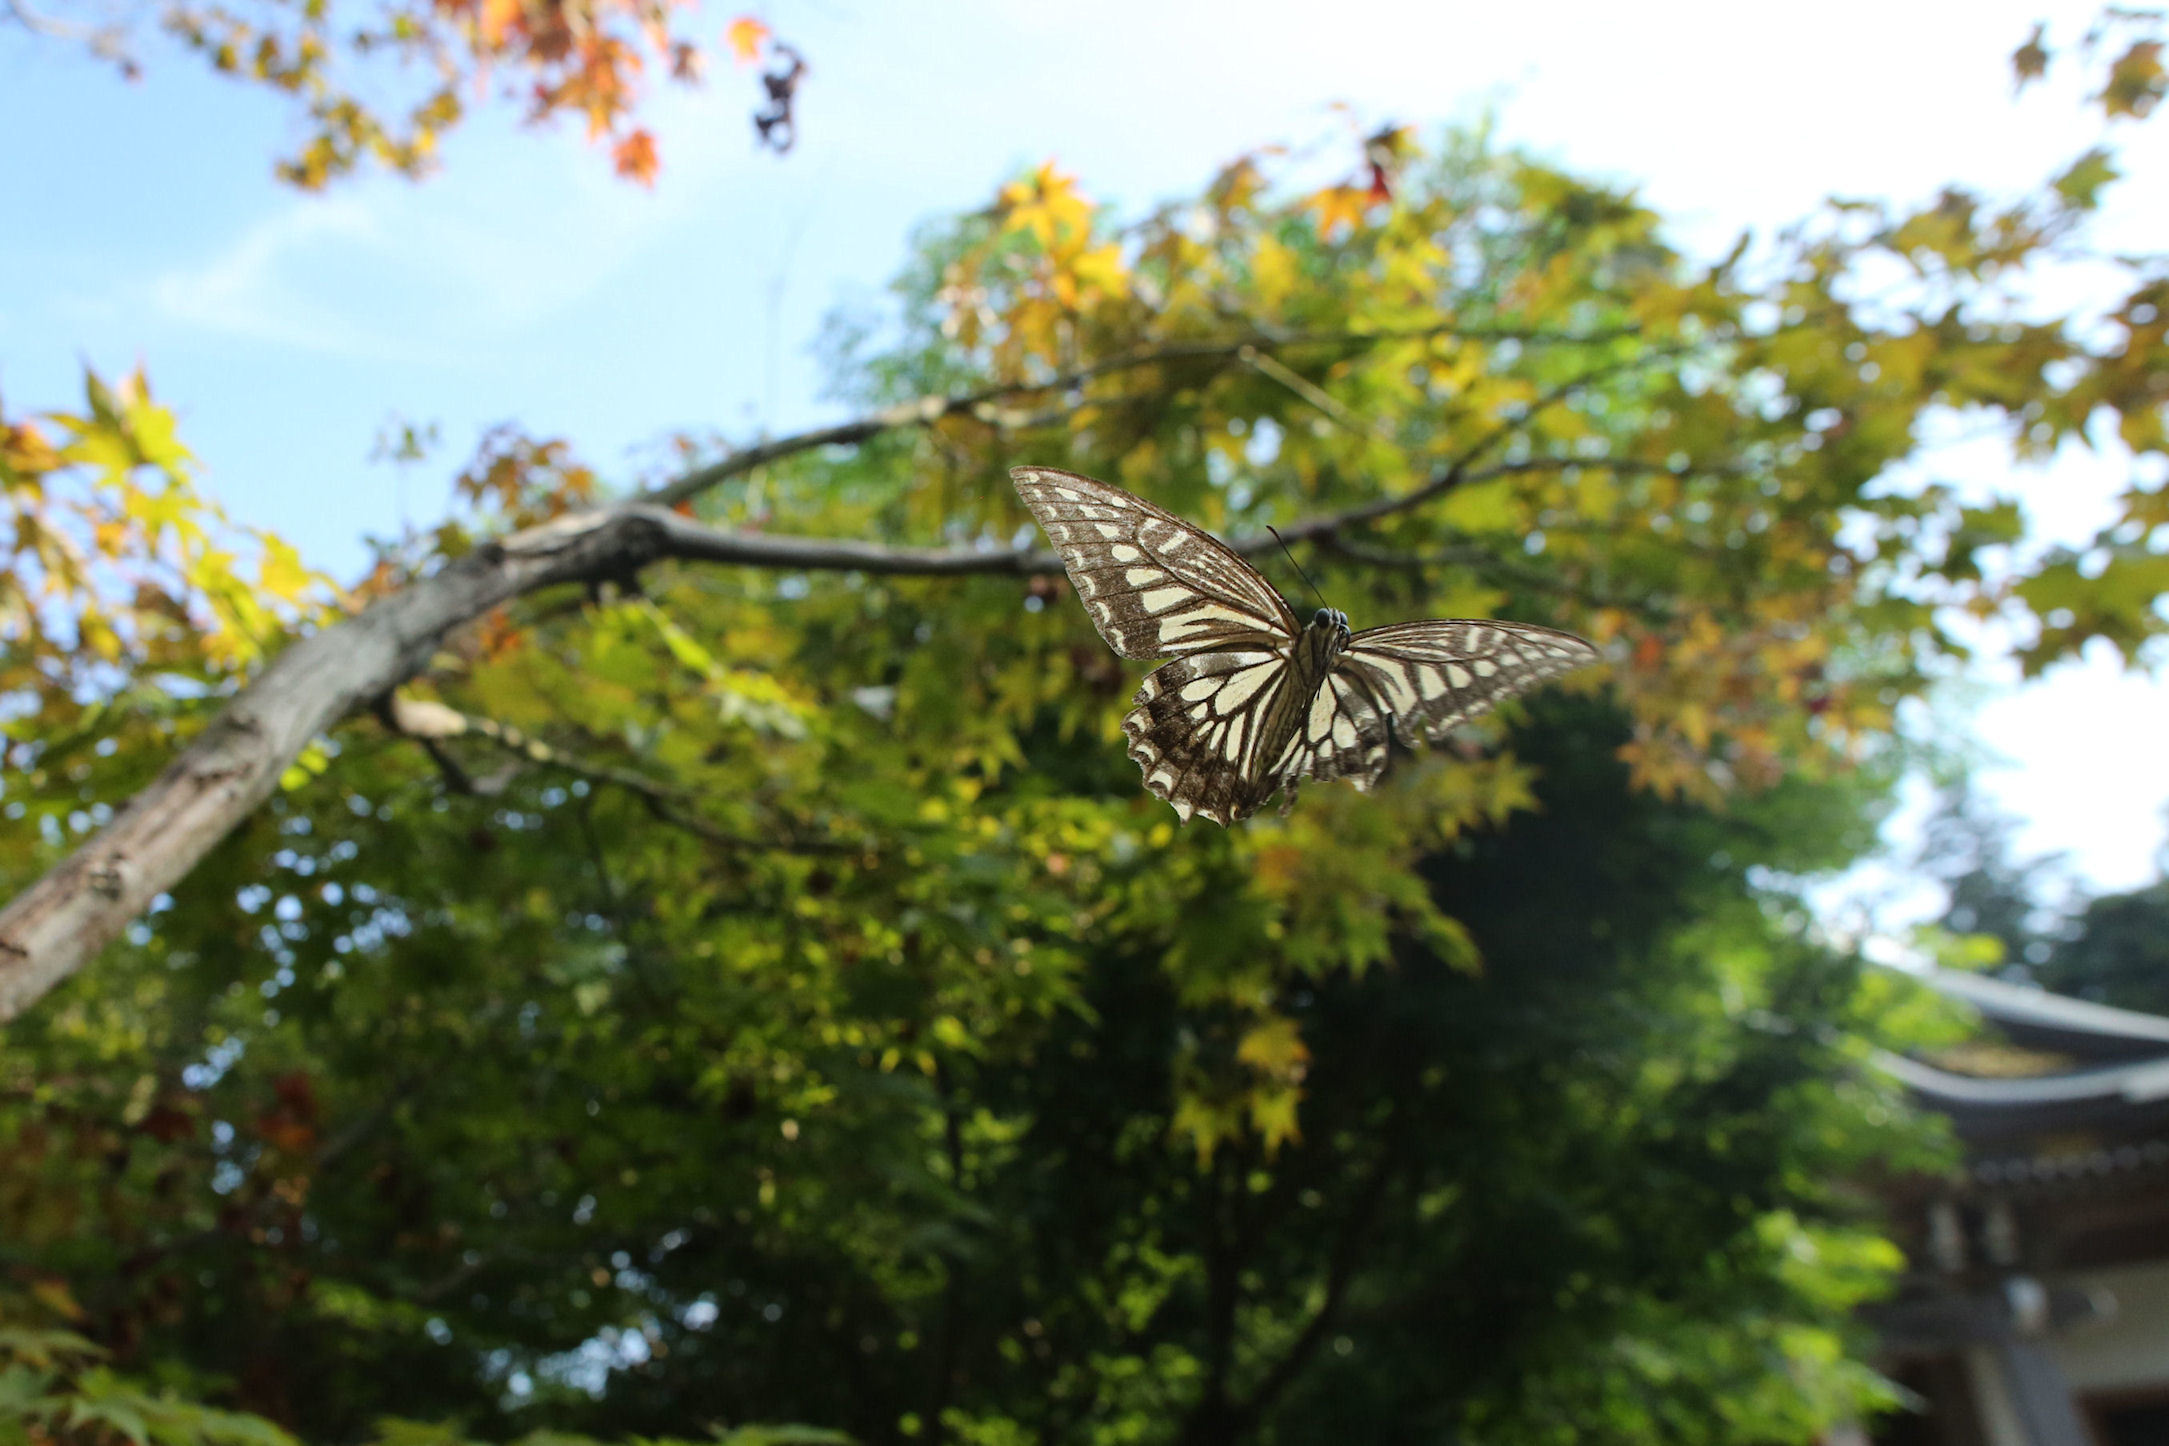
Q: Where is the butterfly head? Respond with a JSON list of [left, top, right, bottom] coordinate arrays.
[[1313, 607, 1351, 640]]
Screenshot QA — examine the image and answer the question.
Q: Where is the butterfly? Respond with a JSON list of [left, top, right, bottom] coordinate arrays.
[[1012, 466, 1600, 825]]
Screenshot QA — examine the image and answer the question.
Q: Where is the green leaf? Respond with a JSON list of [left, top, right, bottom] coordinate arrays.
[[2051, 147, 2119, 211]]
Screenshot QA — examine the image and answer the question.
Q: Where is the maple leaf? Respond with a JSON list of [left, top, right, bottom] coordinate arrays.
[[2051, 147, 2119, 211], [612, 128, 659, 184], [1066, 241, 1128, 299], [1207, 154, 1268, 215], [1303, 184, 1371, 240], [2012, 21, 2049, 91], [1236, 1016, 1311, 1079], [2102, 39, 2164, 119], [1000, 161, 1092, 248], [726, 14, 769, 64], [258, 536, 315, 604]]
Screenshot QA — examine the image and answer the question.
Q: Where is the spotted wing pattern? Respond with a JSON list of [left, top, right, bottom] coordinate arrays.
[[1282, 621, 1602, 793], [1012, 467, 1297, 660]]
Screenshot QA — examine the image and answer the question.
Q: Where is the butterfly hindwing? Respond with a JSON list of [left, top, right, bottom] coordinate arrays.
[[1124, 649, 1298, 825], [1275, 669, 1393, 793], [1012, 467, 1298, 660]]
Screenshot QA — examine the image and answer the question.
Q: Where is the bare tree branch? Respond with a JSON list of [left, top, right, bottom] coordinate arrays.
[[2, 0, 135, 68]]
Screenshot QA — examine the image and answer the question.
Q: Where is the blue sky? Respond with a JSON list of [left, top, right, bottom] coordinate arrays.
[[4, 0, 2166, 902]]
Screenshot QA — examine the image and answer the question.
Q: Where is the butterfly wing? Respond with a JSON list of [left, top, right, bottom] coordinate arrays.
[[1272, 670, 1394, 794], [1276, 621, 1600, 792], [1012, 467, 1299, 659], [1123, 647, 1306, 825]]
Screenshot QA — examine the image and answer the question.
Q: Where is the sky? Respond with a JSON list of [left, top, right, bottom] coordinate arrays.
[[4, 0, 2166, 909]]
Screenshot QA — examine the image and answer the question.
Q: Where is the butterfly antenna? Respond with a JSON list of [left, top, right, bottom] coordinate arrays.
[[1266, 526, 1330, 609]]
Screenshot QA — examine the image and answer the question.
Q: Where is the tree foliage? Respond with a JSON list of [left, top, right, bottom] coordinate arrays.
[[0, 0, 797, 185], [4, 15, 2168, 1446], [2040, 877, 2169, 1013], [1914, 782, 2169, 1015]]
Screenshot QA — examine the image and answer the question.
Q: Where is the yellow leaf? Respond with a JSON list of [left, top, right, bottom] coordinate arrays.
[[1247, 1085, 1303, 1153], [1067, 241, 1128, 300], [725, 15, 769, 64], [259, 536, 313, 602], [1250, 236, 1297, 310], [1304, 184, 1371, 240], [1000, 161, 1094, 250], [1171, 1094, 1240, 1164], [30, 1278, 85, 1322], [1236, 1016, 1310, 1077], [280, 739, 332, 791]]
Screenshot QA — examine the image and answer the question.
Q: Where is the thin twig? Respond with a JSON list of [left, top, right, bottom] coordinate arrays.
[[643, 322, 1638, 509], [1237, 345, 1396, 443], [1320, 535, 1676, 621], [1264, 347, 1680, 549], [382, 695, 851, 853], [1230, 1153, 1396, 1427]]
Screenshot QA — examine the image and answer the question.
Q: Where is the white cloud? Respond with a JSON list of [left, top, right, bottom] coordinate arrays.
[[142, 100, 758, 358], [147, 193, 397, 354]]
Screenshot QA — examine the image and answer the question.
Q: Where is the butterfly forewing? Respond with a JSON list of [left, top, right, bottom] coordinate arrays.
[[1012, 467, 1297, 660], [1334, 620, 1600, 751]]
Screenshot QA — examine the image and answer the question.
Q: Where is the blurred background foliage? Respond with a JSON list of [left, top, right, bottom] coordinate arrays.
[[4, 12, 2169, 1446]]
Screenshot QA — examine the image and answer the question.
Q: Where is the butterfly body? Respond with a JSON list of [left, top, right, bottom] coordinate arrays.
[[1248, 607, 1354, 786], [1013, 467, 1598, 825], [1292, 608, 1355, 688]]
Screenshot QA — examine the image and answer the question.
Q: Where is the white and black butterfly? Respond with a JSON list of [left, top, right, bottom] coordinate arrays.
[[1012, 466, 1600, 825]]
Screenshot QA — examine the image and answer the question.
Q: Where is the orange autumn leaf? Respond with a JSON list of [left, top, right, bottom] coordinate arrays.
[[612, 127, 659, 185], [726, 15, 770, 64], [476, 606, 527, 661], [477, 0, 521, 47]]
